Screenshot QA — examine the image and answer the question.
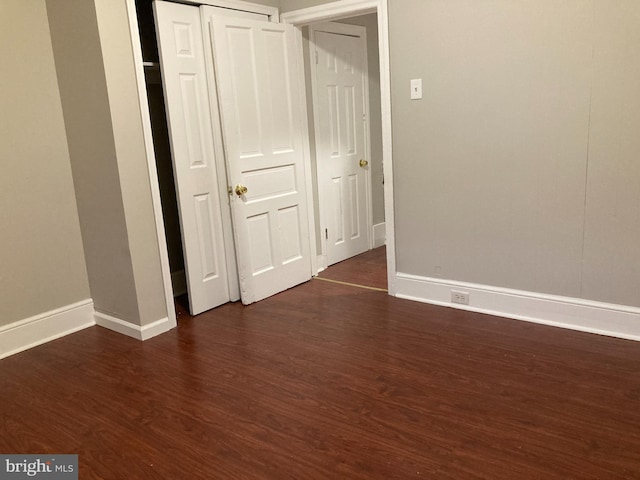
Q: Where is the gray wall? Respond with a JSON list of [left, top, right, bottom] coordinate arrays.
[[279, 0, 327, 12], [390, 0, 640, 308], [0, 0, 90, 326], [391, 0, 591, 298], [95, 0, 168, 324], [581, 0, 640, 306], [249, 0, 280, 7], [47, 0, 140, 322], [48, 0, 168, 326]]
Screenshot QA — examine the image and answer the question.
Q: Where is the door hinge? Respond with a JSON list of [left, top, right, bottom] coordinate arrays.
[[325, 228, 328, 240], [315, 50, 319, 65]]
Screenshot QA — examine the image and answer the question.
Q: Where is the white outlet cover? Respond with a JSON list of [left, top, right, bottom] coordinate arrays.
[[410, 78, 422, 100]]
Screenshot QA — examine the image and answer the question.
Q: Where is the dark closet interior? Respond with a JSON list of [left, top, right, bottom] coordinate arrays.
[[135, 0, 186, 297]]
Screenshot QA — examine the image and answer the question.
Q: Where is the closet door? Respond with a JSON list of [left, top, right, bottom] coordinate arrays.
[[209, 17, 313, 304], [154, 1, 230, 315]]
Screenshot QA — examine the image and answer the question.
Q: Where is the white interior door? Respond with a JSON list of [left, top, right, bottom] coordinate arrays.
[[311, 23, 371, 266], [154, 1, 230, 315], [209, 16, 312, 304]]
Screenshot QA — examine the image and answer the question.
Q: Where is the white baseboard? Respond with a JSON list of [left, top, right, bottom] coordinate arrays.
[[373, 222, 386, 248], [395, 273, 640, 342], [0, 300, 95, 360], [94, 311, 175, 341], [171, 269, 187, 297]]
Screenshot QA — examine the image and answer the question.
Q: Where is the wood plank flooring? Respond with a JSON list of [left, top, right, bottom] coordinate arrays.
[[1, 254, 640, 478], [318, 246, 388, 291]]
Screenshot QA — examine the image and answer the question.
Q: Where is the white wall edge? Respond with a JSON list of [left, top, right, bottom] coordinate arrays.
[[373, 222, 386, 248], [0, 300, 95, 360], [125, 0, 177, 333], [395, 273, 640, 342], [95, 311, 175, 341], [290, 26, 319, 281], [281, 0, 377, 26], [179, 0, 279, 19], [282, 0, 396, 296]]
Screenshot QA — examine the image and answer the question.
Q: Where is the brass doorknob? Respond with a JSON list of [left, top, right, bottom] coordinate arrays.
[[359, 159, 369, 168], [235, 184, 248, 196]]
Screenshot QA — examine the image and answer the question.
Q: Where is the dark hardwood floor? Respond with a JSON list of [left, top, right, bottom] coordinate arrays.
[[318, 246, 388, 291], [2, 256, 640, 478]]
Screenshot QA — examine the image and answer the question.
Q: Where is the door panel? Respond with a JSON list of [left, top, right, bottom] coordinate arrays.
[[154, 1, 230, 315], [199, 6, 269, 303], [210, 17, 312, 304], [312, 26, 370, 265]]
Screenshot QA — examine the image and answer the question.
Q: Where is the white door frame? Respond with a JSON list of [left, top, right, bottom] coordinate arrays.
[[281, 0, 396, 294], [309, 21, 373, 266]]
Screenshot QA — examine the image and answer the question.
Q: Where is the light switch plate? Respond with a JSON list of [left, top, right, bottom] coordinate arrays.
[[410, 78, 422, 100]]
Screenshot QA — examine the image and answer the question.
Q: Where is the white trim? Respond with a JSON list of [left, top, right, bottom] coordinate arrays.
[[377, 0, 395, 295], [95, 311, 174, 341], [0, 300, 95, 360], [291, 27, 319, 278], [373, 221, 385, 248], [282, 0, 396, 295], [396, 273, 640, 342], [311, 21, 367, 37], [125, 0, 178, 332], [178, 0, 278, 19], [361, 23, 373, 251], [281, 0, 376, 26]]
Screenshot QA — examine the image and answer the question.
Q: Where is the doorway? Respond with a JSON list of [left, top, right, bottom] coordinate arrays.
[[303, 15, 386, 276]]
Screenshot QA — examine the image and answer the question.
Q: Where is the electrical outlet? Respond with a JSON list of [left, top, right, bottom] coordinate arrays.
[[451, 290, 469, 305]]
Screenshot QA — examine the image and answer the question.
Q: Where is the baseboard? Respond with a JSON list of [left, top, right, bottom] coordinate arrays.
[[171, 269, 187, 297], [94, 311, 175, 341], [0, 300, 95, 360], [395, 273, 640, 342], [373, 222, 386, 248]]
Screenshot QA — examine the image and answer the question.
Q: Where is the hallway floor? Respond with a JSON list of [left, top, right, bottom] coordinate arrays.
[[317, 246, 387, 291]]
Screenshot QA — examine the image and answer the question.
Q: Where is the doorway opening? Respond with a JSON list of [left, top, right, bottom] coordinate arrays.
[[300, 13, 386, 290]]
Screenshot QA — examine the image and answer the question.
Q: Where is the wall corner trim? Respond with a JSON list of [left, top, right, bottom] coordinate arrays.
[[395, 273, 640, 342], [0, 300, 95, 360], [373, 222, 386, 248], [94, 311, 175, 341]]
